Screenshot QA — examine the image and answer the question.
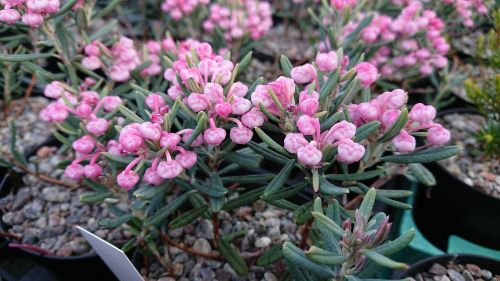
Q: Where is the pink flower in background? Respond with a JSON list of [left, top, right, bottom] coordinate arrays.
[[392, 130, 416, 153], [355, 62, 378, 87], [336, 139, 365, 164], [297, 141, 323, 166]]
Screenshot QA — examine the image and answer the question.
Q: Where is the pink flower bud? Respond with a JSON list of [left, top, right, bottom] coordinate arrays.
[[175, 151, 197, 169], [80, 91, 99, 105], [231, 96, 252, 115], [358, 101, 380, 122], [187, 93, 210, 112], [82, 56, 101, 70], [297, 141, 323, 166], [157, 160, 183, 179], [427, 124, 450, 145], [182, 129, 204, 147], [117, 170, 140, 190], [290, 64, 317, 84], [325, 121, 356, 143], [215, 102, 232, 118], [110, 66, 131, 82], [22, 13, 43, 27], [297, 115, 320, 136], [73, 135, 95, 154], [64, 164, 84, 180], [409, 103, 436, 124], [160, 132, 181, 149], [119, 125, 144, 152], [298, 98, 319, 116], [0, 9, 20, 24], [355, 62, 378, 87], [284, 133, 309, 153], [204, 127, 226, 145], [241, 108, 265, 129], [76, 103, 92, 118], [145, 94, 166, 110], [44, 81, 65, 99], [229, 82, 248, 97], [106, 140, 123, 155], [86, 118, 108, 136], [146, 40, 162, 54], [102, 96, 122, 112], [377, 89, 407, 109], [203, 83, 224, 102], [167, 85, 183, 100], [230, 126, 253, 144], [392, 130, 416, 153], [139, 122, 162, 141], [316, 51, 338, 72], [143, 168, 164, 186], [84, 164, 103, 179], [40, 102, 68, 122], [84, 42, 100, 56], [337, 139, 365, 164], [380, 109, 401, 129]]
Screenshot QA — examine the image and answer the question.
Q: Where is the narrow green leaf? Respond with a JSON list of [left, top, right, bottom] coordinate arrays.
[[134, 184, 168, 200], [218, 239, 248, 276], [45, 0, 79, 19], [305, 246, 347, 265], [117, 104, 144, 123], [80, 192, 113, 203], [100, 214, 133, 228], [354, 121, 381, 142], [265, 199, 298, 211], [186, 112, 207, 146], [311, 212, 344, 236], [282, 242, 335, 278], [362, 249, 408, 269], [264, 159, 296, 196], [248, 141, 290, 165], [169, 205, 208, 228], [359, 188, 377, 218], [221, 174, 274, 184], [121, 238, 137, 253], [255, 127, 292, 157], [319, 70, 340, 103], [144, 191, 195, 226], [319, 177, 349, 196], [263, 181, 308, 201], [320, 111, 342, 131], [408, 163, 436, 186], [257, 244, 283, 266], [381, 146, 460, 164], [223, 186, 266, 210], [94, 0, 122, 18], [378, 109, 408, 143], [102, 152, 135, 164], [0, 53, 52, 62], [192, 181, 227, 197], [325, 167, 384, 181], [237, 51, 252, 75], [222, 151, 261, 168], [371, 228, 416, 256], [280, 55, 293, 77]]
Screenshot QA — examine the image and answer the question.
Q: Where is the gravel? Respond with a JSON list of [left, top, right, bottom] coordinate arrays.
[[409, 262, 498, 281], [0, 146, 129, 256], [139, 201, 302, 280], [439, 113, 500, 198], [0, 97, 52, 155]]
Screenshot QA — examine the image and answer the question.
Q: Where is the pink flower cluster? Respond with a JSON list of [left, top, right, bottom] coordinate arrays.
[[0, 0, 61, 27], [82, 37, 163, 82], [330, 0, 358, 11], [347, 92, 451, 153], [391, 0, 488, 27], [203, 0, 272, 44], [341, 1, 450, 79], [161, 0, 209, 20], [164, 41, 258, 146]]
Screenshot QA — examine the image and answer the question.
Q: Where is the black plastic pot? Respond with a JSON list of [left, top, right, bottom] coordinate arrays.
[[413, 108, 500, 250], [392, 254, 499, 279]]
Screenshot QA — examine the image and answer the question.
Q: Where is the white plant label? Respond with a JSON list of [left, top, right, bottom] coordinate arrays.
[[76, 226, 144, 281]]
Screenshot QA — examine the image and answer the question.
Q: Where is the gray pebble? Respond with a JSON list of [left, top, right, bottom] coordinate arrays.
[[430, 263, 448, 275], [448, 269, 466, 281], [463, 270, 474, 281]]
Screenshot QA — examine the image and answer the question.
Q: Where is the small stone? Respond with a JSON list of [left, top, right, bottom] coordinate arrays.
[[56, 246, 73, 256], [466, 264, 482, 277], [430, 263, 448, 275], [2, 212, 15, 225], [196, 219, 214, 240], [255, 237, 272, 248], [23, 200, 43, 219], [265, 272, 278, 281], [36, 146, 53, 158], [12, 188, 31, 210], [172, 263, 184, 276], [464, 270, 475, 281], [42, 187, 70, 202], [448, 269, 466, 281], [168, 228, 183, 238], [481, 270, 493, 279], [192, 238, 212, 254], [440, 276, 451, 281], [216, 269, 233, 281], [158, 278, 175, 281], [174, 253, 189, 263]]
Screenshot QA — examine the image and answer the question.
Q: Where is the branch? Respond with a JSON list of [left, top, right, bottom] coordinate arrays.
[[160, 231, 221, 260]]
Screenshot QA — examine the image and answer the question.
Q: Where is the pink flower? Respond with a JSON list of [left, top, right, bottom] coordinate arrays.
[[377, 89, 407, 109], [231, 96, 252, 115], [358, 100, 380, 122], [83, 164, 103, 179], [119, 124, 144, 153], [86, 118, 108, 136], [110, 66, 131, 82], [230, 126, 253, 144], [76, 103, 92, 118], [392, 130, 416, 153], [297, 141, 323, 166], [106, 140, 123, 155], [64, 164, 84, 180], [380, 109, 401, 129], [427, 124, 450, 145], [409, 103, 436, 124], [284, 133, 309, 153], [117, 170, 140, 190], [323, 121, 356, 144], [291, 64, 317, 84], [175, 151, 197, 169], [160, 132, 181, 149], [80, 91, 99, 105], [157, 160, 183, 179], [143, 168, 164, 186], [215, 102, 232, 118], [0, 9, 20, 24], [203, 127, 226, 145], [336, 139, 365, 164], [187, 93, 210, 112], [182, 129, 204, 147], [297, 115, 320, 136], [139, 122, 162, 141], [145, 94, 166, 110], [355, 62, 378, 87], [203, 83, 224, 102], [241, 108, 265, 129], [228, 82, 248, 97], [84, 42, 101, 56], [44, 81, 65, 99], [40, 102, 68, 122], [26, 0, 49, 13], [102, 96, 122, 111], [73, 135, 95, 155], [82, 56, 102, 70], [316, 51, 338, 72]]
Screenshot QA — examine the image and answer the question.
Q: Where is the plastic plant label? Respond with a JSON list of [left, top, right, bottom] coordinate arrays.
[[76, 226, 144, 281]]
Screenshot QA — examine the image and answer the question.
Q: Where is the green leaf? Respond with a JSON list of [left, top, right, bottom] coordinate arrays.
[[294, 202, 313, 225], [280, 55, 293, 77], [248, 141, 290, 165], [354, 184, 412, 209], [305, 246, 347, 265], [359, 188, 376, 218], [408, 163, 436, 186], [144, 191, 195, 226], [221, 174, 274, 184], [94, 0, 122, 18], [80, 192, 113, 203], [0, 53, 52, 62], [325, 167, 384, 181], [100, 214, 133, 228], [259, 103, 281, 123], [237, 51, 252, 75], [169, 205, 208, 228], [263, 159, 296, 196], [265, 199, 298, 211], [362, 249, 408, 269], [319, 70, 340, 103], [117, 104, 144, 123], [354, 121, 381, 142], [371, 229, 416, 256], [320, 111, 343, 131], [218, 239, 248, 276], [222, 151, 261, 168], [102, 152, 136, 164], [262, 181, 307, 201], [378, 109, 408, 143], [133, 184, 168, 200], [191, 181, 227, 197], [257, 244, 283, 266], [311, 212, 343, 236], [186, 112, 207, 146], [52, 131, 72, 148], [45, 0, 79, 19], [381, 146, 460, 164], [255, 128, 292, 157], [121, 238, 137, 253], [223, 186, 266, 210], [0, 159, 12, 168], [282, 242, 335, 278], [319, 177, 349, 196]]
